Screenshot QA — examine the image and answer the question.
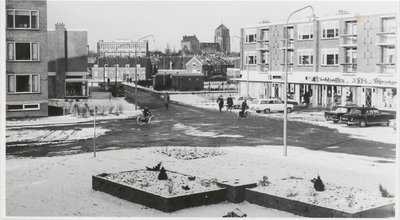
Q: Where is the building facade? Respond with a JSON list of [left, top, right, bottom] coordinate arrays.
[[181, 35, 199, 53], [6, 0, 49, 118], [47, 23, 89, 99], [237, 11, 397, 111], [215, 24, 231, 54], [97, 39, 149, 58], [185, 56, 235, 79]]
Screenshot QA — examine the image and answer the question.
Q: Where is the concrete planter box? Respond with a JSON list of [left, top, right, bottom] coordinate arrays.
[[245, 188, 395, 218], [92, 172, 226, 213]]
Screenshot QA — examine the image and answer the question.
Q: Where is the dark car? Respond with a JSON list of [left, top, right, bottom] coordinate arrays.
[[109, 85, 125, 97], [324, 106, 356, 123], [340, 107, 396, 127]]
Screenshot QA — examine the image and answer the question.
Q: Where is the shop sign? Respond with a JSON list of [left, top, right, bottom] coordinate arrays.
[[317, 77, 345, 83]]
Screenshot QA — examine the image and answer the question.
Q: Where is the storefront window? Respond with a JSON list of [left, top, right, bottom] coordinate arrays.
[[383, 88, 397, 109], [66, 82, 88, 97]]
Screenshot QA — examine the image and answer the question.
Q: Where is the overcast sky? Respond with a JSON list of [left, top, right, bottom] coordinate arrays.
[[47, 0, 398, 53]]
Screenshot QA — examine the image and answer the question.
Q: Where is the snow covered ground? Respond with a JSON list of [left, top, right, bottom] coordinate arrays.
[[4, 93, 399, 218]]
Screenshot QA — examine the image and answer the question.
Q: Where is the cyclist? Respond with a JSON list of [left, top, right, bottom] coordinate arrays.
[[240, 99, 248, 117], [143, 106, 151, 121]]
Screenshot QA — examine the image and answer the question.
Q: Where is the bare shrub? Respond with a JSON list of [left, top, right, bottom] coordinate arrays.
[[379, 184, 394, 198]]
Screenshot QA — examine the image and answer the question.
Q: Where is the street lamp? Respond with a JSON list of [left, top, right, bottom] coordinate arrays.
[[135, 35, 155, 110], [233, 35, 249, 97], [283, 6, 315, 156]]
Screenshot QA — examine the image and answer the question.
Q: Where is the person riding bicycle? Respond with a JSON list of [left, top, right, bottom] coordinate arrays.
[[240, 99, 248, 117], [143, 106, 151, 121]]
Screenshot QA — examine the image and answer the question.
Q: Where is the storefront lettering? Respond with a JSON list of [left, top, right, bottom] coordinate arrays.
[[372, 78, 397, 86], [352, 77, 368, 84], [318, 77, 345, 83]]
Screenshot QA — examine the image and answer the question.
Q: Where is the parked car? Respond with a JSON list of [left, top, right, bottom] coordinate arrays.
[[389, 119, 396, 130], [340, 107, 396, 127], [231, 95, 254, 109], [249, 98, 294, 113], [324, 106, 356, 123]]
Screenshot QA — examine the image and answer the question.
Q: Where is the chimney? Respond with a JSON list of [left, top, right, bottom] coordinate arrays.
[[55, 22, 65, 31]]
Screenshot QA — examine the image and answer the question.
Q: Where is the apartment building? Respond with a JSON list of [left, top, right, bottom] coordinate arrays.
[[47, 23, 88, 99], [238, 11, 397, 111], [6, 0, 49, 117], [97, 39, 149, 58]]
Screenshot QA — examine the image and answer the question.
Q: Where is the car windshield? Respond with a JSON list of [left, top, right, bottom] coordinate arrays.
[[251, 100, 259, 104], [334, 107, 349, 113], [349, 109, 362, 114], [275, 100, 283, 104]]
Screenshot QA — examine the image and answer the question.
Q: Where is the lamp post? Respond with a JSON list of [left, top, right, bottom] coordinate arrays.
[[233, 35, 249, 97], [283, 6, 315, 156], [135, 35, 155, 110]]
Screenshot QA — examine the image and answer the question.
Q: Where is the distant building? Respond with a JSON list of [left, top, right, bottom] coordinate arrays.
[[97, 39, 149, 58], [181, 35, 199, 53], [215, 24, 231, 53], [199, 42, 221, 54], [6, 0, 49, 118], [185, 56, 235, 79], [47, 23, 89, 99]]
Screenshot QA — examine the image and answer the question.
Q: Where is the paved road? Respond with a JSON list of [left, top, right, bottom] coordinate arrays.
[[6, 87, 396, 159]]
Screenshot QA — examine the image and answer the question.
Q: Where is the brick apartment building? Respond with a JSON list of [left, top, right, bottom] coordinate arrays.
[[238, 11, 397, 111], [6, 0, 49, 117]]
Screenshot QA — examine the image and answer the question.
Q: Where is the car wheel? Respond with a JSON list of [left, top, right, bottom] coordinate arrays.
[[333, 120, 339, 123], [359, 120, 366, 127], [256, 110, 261, 113], [264, 109, 270, 114], [287, 108, 292, 113], [346, 123, 352, 126]]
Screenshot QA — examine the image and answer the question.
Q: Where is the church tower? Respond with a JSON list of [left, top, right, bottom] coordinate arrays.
[[214, 24, 230, 54]]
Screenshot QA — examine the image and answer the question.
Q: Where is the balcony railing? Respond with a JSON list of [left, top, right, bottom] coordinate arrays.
[[279, 40, 294, 50], [259, 64, 269, 72], [339, 36, 357, 47], [376, 63, 396, 74], [376, 34, 396, 46], [340, 63, 357, 73], [257, 42, 270, 51], [280, 63, 293, 72]]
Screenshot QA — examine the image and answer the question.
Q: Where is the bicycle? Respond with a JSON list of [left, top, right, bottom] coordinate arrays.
[[136, 113, 158, 125], [237, 109, 250, 119]]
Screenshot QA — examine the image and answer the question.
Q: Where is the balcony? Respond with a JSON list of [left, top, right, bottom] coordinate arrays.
[[340, 63, 357, 73], [279, 40, 294, 50], [257, 42, 269, 51], [280, 63, 294, 72], [376, 63, 396, 74], [339, 36, 357, 47], [375, 34, 396, 47], [258, 63, 269, 73]]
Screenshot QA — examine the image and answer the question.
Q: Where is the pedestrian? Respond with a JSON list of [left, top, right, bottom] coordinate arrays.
[[130, 78, 132, 83], [164, 91, 170, 109], [226, 95, 233, 112], [240, 99, 248, 117], [217, 95, 224, 112]]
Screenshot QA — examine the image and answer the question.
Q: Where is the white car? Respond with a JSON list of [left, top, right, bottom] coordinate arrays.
[[231, 96, 254, 109], [250, 98, 294, 113]]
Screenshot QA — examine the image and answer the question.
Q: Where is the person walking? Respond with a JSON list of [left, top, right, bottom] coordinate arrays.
[[240, 99, 248, 117], [164, 91, 170, 109], [226, 95, 233, 112], [217, 95, 224, 112]]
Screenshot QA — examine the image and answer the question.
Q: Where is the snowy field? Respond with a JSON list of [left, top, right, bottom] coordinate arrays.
[[4, 93, 399, 218]]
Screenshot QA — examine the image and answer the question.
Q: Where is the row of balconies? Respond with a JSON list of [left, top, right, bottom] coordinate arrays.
[[255, 32, 395, 51], [255, 62, 395, 74]]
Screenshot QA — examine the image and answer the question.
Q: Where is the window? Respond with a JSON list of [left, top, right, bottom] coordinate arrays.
[[66, 82, 88, 97], [346, 49, 357, 64], [8, 103, 40, 111], [321, 21, 339, 39], [261, 29, 269, 41], [7, 42, 39, 61], [298, 23, 313, 40], [298, 50, 313, 65], [284, 26, 294, 39], [245, 52, 257, 65], [7, 9, 39, 29], [382, 17, 395, 33], [8, 74, 40, 93], [261, 51, 269, 64], [245, 29, 257, 43], [321, 48, 339, 65], [383, 47, 395, 64]]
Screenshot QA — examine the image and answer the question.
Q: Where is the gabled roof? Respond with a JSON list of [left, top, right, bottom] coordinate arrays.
[[216, 24, 229, 30]]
